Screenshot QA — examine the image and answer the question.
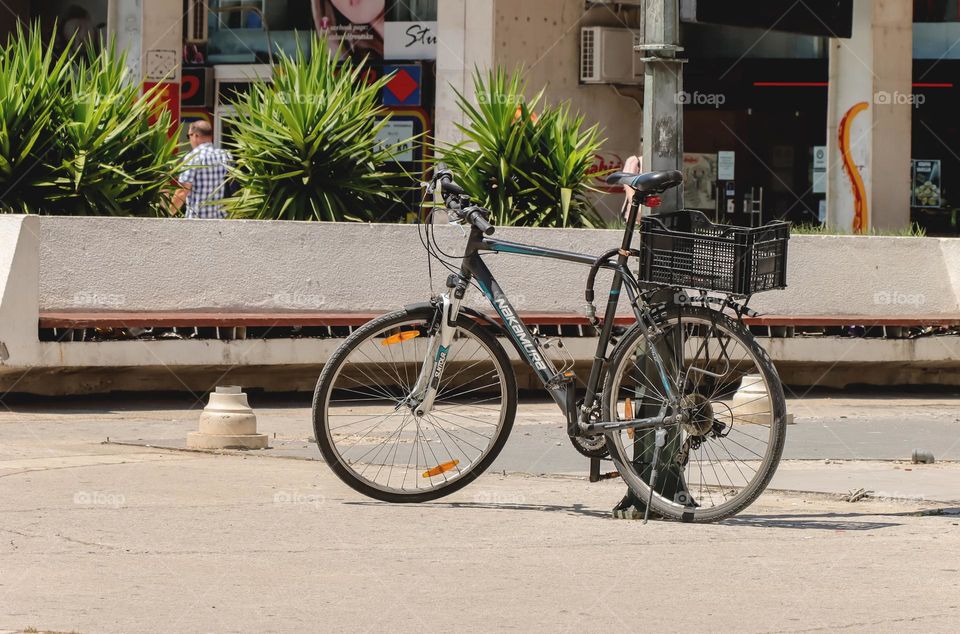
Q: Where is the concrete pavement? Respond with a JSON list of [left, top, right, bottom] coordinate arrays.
[[2, 393, 960, 632]]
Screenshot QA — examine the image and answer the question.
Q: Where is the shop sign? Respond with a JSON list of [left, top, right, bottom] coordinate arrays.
[[911, 159, 941, 208], [385, 21, 438, 60]]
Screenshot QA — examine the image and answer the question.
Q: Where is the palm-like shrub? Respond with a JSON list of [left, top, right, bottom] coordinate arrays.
[[225, 34, 410, 221], [441, 68, 606, 228], [0, 25, 70, 213], [0, 25, 179, 215], [48, 42, 178, 215]]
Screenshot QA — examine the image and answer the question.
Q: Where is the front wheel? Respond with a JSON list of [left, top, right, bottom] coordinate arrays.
[[602, 305, 787, 522], [313, 306, 517, 503]]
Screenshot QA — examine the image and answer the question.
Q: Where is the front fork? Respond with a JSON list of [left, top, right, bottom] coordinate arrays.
[[409, 286, 464, 417]]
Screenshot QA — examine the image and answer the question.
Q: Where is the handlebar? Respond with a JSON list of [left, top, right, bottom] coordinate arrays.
[[430, 164, 495, 236], [464, 207, 495, 236]]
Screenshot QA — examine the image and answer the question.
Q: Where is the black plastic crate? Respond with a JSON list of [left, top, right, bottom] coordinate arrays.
[[639, 210, 790, 296]]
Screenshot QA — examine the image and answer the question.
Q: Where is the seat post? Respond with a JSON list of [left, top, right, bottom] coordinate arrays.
[[621, 196, 643, 252]]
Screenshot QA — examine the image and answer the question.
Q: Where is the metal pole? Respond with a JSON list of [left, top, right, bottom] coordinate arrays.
[[637, 0, 686, 211], [613, 0, 688, 520]]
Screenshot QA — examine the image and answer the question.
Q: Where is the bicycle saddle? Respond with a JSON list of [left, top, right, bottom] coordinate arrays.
[[605, 169, 684, 193]]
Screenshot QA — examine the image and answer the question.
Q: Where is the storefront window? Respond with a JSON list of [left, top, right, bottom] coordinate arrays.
[[914, 0, 960, 22], [387, 0, 437, 22]]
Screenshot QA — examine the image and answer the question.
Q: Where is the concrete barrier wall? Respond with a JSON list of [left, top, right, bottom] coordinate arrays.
[[1, 214, 959, 393], [37, 216, 960, 317], [0, 215, 39, 367]]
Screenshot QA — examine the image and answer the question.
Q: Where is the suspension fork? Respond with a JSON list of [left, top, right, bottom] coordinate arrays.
[[410, 281, 464, 417]]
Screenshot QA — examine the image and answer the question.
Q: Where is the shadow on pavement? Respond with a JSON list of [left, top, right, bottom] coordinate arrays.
[[343, 500, 611, 519], [724, 507, 960, 530]]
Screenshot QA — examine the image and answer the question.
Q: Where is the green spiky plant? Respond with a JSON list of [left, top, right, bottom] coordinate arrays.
[[47, 41, 179, 215], [440, 68, 606, 228], [225, 34, 413, 221], [0, 24, 71, 213], [0, 24, 179, 215]]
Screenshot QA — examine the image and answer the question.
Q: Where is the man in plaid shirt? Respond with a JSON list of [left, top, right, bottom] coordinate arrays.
[[172, 121, 233, 219]]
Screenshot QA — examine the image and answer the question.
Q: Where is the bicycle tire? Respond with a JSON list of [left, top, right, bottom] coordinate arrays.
[[313, 306, 517, 503], [602, 305, 787, 522]]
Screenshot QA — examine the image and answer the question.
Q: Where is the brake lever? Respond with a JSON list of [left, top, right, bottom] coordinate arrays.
[[449, 217, 467, 237]]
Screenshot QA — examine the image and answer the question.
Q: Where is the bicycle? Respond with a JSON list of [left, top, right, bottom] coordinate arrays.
[[313, 165, 790, 522]]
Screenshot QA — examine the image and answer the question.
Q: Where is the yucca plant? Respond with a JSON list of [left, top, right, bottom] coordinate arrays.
[[46, 41, 179, 215], [440, 68, 606, 228], [0, 24, 179, 215], [225, 34, 412, 221], [0, 24, 70, 213], [524, 103, 605, 227]]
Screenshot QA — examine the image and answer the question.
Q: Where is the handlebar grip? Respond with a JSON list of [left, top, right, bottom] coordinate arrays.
[[467, 208, 495, 236], [434, 163, 452, 184]]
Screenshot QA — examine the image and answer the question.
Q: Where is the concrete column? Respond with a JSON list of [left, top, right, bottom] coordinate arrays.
[[435, 0, 496, 146], [826, 0, 912, 232], [108, 0, 143, 81], [139, 1, 182, 84]]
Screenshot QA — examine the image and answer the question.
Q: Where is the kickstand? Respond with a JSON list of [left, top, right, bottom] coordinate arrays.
[[612, 427, 668, 522], [589, 456, 601, 482]]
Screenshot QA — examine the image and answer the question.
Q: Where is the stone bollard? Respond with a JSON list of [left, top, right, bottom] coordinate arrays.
[[723, 375, 794, 426], [187, 386, 269, 450]]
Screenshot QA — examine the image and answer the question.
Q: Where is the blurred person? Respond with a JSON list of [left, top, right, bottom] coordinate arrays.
[[622, 154, 641, 217], [311, 0, 385, 59], [171, 121, 233, 219], [60, 5, 97, 54]]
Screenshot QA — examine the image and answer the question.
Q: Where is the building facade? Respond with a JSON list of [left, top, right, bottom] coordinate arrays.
[[4, 1, 959, 233]]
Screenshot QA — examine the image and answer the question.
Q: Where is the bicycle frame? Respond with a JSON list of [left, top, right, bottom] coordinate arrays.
[[413, 197, 688, 437]]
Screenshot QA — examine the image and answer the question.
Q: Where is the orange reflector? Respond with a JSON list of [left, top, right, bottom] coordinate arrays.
[[625, 398, 634, 439], [381, 331, 420, 346], [422, 460, 459, 478]]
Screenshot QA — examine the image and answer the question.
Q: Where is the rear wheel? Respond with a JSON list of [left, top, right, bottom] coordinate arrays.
[[602, 306, 786, 522], [313, 307, 517, 503]]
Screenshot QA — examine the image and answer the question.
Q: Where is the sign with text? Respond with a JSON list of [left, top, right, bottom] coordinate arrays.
[[812, 145, 826, 194], [717, 150, 735, 180], [911, 159, 941, 208], [385, 21, 438, 60], [376, 120, 415, 162]]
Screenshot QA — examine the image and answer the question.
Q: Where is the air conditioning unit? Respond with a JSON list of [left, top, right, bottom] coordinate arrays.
[[186, 0, 209, 44], [580, 27, 643, 85]]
